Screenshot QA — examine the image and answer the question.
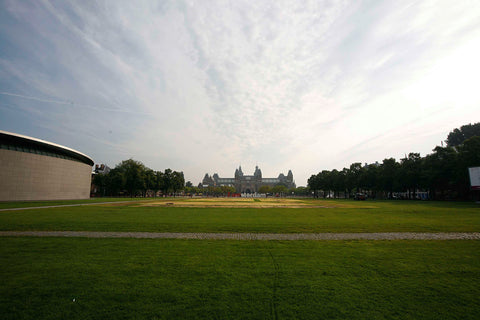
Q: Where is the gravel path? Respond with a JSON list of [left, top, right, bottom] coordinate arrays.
[[1, 231, 479, 240]]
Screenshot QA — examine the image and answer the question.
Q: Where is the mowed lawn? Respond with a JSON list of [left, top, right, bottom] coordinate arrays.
[[0, 199, 479, 233], [1, 238, 479, 319], [0, 197, 152, 209], [1, 199, 479, 319]]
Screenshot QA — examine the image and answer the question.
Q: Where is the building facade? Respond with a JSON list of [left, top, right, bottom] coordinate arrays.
[[202, 166, 295, 193], [0, 130, 94, 201]]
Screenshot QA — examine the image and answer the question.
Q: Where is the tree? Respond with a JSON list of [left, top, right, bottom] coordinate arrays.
[[171, 171, 185, 196], [346, 163, 362, 195], [291, 186, 309, 196], [306, 122, 479, 200], [459, 136, 480, 167], [307, 174, 319, 198], [457, 136, 480, 197], [322, 170, 334, 198], [272, 184, 288, 196], [162, 169, 173, 194], [330, 169, 345, 199], [220, 185, 236, 195], [116, 159, 146, 197], [155, 171, 165, 196], [446, 122, 480, 147], [258, 185, 272, 194], [399, 153, 422, 199], [379, 158, 398, 199], [423, 146, 459, 200], [93, 173, 106, 196], [360, 164, 378, 198], [144, 169, 156, 197], [106, 168, 125, 196]]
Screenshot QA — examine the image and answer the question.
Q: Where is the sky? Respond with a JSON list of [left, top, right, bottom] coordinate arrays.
[[1, 0, 480, 186]]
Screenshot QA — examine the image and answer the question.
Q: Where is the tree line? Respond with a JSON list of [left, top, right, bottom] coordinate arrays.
[[308, 123, 480, 200], [92, 159, 312, 198], [184, 185, 236, 197], [93, 159, 185, 197], [182, 185, 310, 197]]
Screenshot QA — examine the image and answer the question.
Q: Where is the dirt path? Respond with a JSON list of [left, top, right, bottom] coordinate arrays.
[[1, 231, 479, 240]]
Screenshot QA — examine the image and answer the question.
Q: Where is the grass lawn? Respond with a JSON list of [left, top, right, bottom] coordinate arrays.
[[1, 237, 479, 319], [0, 197, 157, 210], [0, 199, 478, 233]]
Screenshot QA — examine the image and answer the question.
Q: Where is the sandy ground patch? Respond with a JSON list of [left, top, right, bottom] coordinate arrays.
[[128, 198, 377, 209]]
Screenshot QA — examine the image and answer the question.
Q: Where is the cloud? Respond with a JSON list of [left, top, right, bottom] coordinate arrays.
[[1, 0, 480, 185]]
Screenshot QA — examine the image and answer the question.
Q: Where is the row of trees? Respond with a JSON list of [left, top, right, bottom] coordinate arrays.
[[184, 185, 236, 196], [257, 185, 310, 196], [181, 185, 310, 197], [93, 159, 185, 197], [93, 159, 312, 198], [308, 123, 480, 200]]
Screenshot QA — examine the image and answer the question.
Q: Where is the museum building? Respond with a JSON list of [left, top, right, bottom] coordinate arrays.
[[0, 130, 94, 201], [202, 166, 295, 193]]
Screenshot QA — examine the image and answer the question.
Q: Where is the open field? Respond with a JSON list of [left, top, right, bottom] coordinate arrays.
[[1, 238, 479, 319], [135, 197, 374, 208], [0, 199, 478, 233], [0, 197, 156, 210], [1, 198, 479, 319]]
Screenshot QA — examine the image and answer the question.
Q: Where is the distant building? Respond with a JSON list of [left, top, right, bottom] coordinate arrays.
[[94, 163, 110, 175], [91, 164, 111, 196], [0, 130, 94, 201], [202, 166, 295, 193]]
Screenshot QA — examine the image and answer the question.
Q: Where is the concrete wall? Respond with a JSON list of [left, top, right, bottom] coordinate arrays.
[[0, 149, 92, 201]]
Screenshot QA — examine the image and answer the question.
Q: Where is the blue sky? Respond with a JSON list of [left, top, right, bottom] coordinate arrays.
[[1, 0, 480, 186]]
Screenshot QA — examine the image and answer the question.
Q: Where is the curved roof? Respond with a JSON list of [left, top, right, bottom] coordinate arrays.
[[0, 130, 94, 166]]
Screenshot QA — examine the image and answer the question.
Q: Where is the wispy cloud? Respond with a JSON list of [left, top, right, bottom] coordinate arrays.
[[1, 0, 480, 184]]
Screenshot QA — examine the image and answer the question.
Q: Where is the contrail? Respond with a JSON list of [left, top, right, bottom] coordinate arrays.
[[0, 91, 152, 116]]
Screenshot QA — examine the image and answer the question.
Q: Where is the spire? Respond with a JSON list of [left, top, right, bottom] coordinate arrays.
[[254, 165, 262, 179]]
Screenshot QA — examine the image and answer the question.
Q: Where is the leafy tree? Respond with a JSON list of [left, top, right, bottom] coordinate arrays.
[[201, 186, 235, 196], [400, 153, 422, 199], [378, 158, 398, 198], [220, 186, 236, 195], [155, 171, 165, 196], [116, 159, 146, 197], [106, 168, 125, 196], [144, 169, 156, 197], [361, 164, 379, 198], [93, 173, 106, 196], [457, 136, 480, 197], [446, 122, 480, 147], [459, 136, 480, 167], [91, 160, 187, 198], [331, 169, 345, 199], [307, 174, 319, 197], [423, 146, 460, 199], [258, 185, 272, 194], [162, 169, 173, 194], [291, 186, 309, 196], [346, 163, 362, 195], [171, 171, 185, 196], [272, 185, 288, 196]]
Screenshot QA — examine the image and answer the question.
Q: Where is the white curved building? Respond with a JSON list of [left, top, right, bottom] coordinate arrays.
[[0, 130, 94, 201]]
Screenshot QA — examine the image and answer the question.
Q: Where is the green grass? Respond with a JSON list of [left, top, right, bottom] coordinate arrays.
[[1, 237, 479, 319], [1, 200, 479, 319], [0, 200, 479, 233], [0, 197, 158, 209]]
